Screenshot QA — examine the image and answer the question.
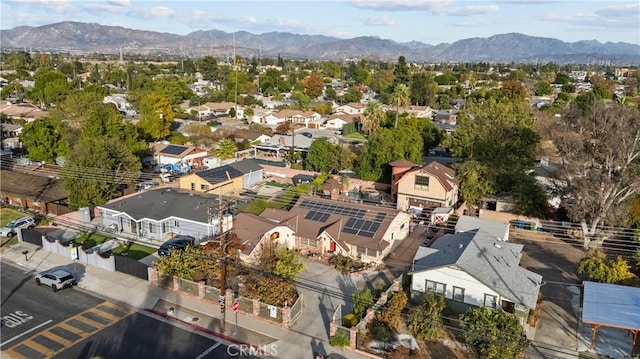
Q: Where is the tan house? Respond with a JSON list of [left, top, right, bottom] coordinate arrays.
[[233, 212, 296, 264], [0, 102, 48, 122], [0, 170, 69, 215], [178, 160, 263, 195], [390, 160, 459, 212], [259, 196, 412, 264]]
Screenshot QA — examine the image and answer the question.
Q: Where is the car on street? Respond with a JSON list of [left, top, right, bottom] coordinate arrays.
[[300, 132, 313, 138], [35, 269, 77, 292], [0, 216, 36, 237], [157, 235, 196, 257]]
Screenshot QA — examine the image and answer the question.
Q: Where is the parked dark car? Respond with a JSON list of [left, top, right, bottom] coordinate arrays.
[[300, 132, 313, 138], [157, 235, 196, 257]]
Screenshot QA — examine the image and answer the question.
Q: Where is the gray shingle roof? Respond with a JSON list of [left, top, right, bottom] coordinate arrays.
[[411, 231, 542, 308], [196, 165, 244, 185], [455, 215, 509, 241], [100, 188, 219, 223], [228, 159, 263, 174]]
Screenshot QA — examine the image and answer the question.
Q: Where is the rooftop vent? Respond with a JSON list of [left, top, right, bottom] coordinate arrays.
[[494, 243, 502, 249]]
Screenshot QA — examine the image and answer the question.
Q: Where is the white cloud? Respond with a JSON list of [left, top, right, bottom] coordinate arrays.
[[437, 5, 499, 16], [107, 0, 130, 7], [361, 15, 396, 26], [350, 0, 454, 12], [596, 3, 640, 17], [3, 0, 73, 13]]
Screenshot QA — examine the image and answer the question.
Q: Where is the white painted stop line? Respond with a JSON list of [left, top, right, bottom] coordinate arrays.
[[195, 342, 222, 359], [0, 319, 53, 348]]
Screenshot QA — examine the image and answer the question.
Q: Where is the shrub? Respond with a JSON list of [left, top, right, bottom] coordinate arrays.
[[343, 313, 358, 328], [329, 331, 350, 348]]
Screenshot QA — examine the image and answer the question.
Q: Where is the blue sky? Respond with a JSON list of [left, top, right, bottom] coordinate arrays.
[[1, 0, 639, 45]]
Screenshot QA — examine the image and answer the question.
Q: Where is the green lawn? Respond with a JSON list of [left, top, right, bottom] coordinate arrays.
[[0, 208, 27, 227], [74, 232, 114, 250], [105, 241, 157, 260], [343, 132, 367, 142]]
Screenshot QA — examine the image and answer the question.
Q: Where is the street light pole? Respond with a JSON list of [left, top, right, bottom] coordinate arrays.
[[220, 235, 228, 333]]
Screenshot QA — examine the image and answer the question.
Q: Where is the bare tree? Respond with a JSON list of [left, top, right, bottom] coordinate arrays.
[[551, 101, 640, 249]]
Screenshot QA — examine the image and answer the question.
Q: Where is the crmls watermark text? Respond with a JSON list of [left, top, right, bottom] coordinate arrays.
[[227, 344, 278, 356]]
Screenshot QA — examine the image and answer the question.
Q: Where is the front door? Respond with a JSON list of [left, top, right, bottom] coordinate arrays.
[[130, 219, 137, 234], [329, 240, 336, 252]]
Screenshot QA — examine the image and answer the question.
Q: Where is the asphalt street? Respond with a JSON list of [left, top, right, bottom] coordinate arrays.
[[0, 261, 262, 359]]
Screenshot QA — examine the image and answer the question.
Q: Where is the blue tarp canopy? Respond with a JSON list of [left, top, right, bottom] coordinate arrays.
[[582, 281, 640, 350]]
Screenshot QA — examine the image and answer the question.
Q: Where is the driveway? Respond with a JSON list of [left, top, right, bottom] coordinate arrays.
[[511, 231, 584, 359]]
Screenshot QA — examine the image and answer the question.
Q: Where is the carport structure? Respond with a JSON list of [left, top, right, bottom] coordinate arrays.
[[582, 281, 640, 354]]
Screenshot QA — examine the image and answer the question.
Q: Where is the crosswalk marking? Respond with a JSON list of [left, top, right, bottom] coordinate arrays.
[[3, 301, 132, 359]]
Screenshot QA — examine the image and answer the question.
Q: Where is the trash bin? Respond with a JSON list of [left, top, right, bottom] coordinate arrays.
[[517, 220, 524, 229]]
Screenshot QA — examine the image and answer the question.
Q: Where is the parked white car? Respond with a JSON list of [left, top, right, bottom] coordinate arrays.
[[0, 216, 36, 237], [35, 269, 76, 292]]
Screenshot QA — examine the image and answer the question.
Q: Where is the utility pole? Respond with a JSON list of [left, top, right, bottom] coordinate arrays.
[[214, 194, 235, 334]]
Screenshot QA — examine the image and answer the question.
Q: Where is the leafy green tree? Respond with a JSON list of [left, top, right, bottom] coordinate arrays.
[[138, 92, 174, 140], [19, 118, 71, 162], [561, 83, 575, 93], [197, 56, 222, 83], [61, 137, 141, 209], [407, 291, 446, 340], [410, 71, 438, 107], [305, 138, 338, 173], [460, 307, 529, 359], [152, 77, 192, 106], [391, 84, 411, 128], [375, 291, 408, 330], [342, 87, 362, 103], [32, 69, 71, 105], [534, 81, 553, 96], [167, 131, 189, 145], [362, 100, 384, 135], [272, 247, 304, 280], [215, 138, 238, 160], [155, 246, 207, 280], [392, 56, 410, 89], [578, 250, 634, 283], [554, 72, 571, 84], [352, 287, 374, 318], [456, 160, 495, 210]]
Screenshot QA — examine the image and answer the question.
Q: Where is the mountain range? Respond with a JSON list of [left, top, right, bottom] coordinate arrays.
[[1, 21, 639, 65]]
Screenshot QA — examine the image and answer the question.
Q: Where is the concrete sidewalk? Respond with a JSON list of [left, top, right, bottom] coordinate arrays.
[[1, 241, 370, 359]]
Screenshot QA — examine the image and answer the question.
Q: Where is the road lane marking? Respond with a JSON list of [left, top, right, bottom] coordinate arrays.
[[0, 319, 52, 348], [195, 342, 222, 359]]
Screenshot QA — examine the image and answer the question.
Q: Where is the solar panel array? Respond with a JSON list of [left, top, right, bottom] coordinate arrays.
[[299, 199, 387, 238], [161, 145, 187, 155], [300, 199, 366, 218]]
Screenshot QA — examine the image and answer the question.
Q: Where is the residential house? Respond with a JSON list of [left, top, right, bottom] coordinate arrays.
[[454, 215, 510, 242], [409, 222, 542, 329], [178, 159, 263, 195], [234, 128, 271, 144], [145, 143, 209, 168], [103, 94, 137, 116], [259, 196, 412, 264], [233, 212, 296, 264], [405, 105, 434, 119], [98, 188, 232, 242], [326, 113, 362, 130], [0, 102, 48, 122], [271, 109, 322, 127], [252, 134, 314, 159], [390, 160, 459, 212], [336, 102, 365, 115], [1, 123, 23, 150], [0, 170, 69, 215]]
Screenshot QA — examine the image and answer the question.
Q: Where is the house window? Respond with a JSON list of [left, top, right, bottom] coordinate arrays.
[[357, 246, 366, 255], [453, 286, 465, 302], [174, 220, 180, 227], [162, 222, 168, 233], [300, 237, 317, 247], [191, 183, 195, 191], [148, 223, 156, 234], [414, 174, 430, 191], [425, 280, 446, 296], [484, 294, 497, 308], [200, 184, 209, 191]]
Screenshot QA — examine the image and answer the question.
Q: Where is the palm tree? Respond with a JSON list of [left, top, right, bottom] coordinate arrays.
[[215, 138, 238, 160], [392, 84, 411, 128], [362, 100, 384, 135]]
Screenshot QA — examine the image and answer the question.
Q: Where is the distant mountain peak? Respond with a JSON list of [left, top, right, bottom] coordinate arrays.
[[1, 21, 638, 65]]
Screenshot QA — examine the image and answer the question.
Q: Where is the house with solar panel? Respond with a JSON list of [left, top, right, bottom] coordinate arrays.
[[145, 143, 210, 169], [258, 196, 412, 264], [390, 159, 459, 212], [178, 159, 264, 195], [409, 216, 543, 331]]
